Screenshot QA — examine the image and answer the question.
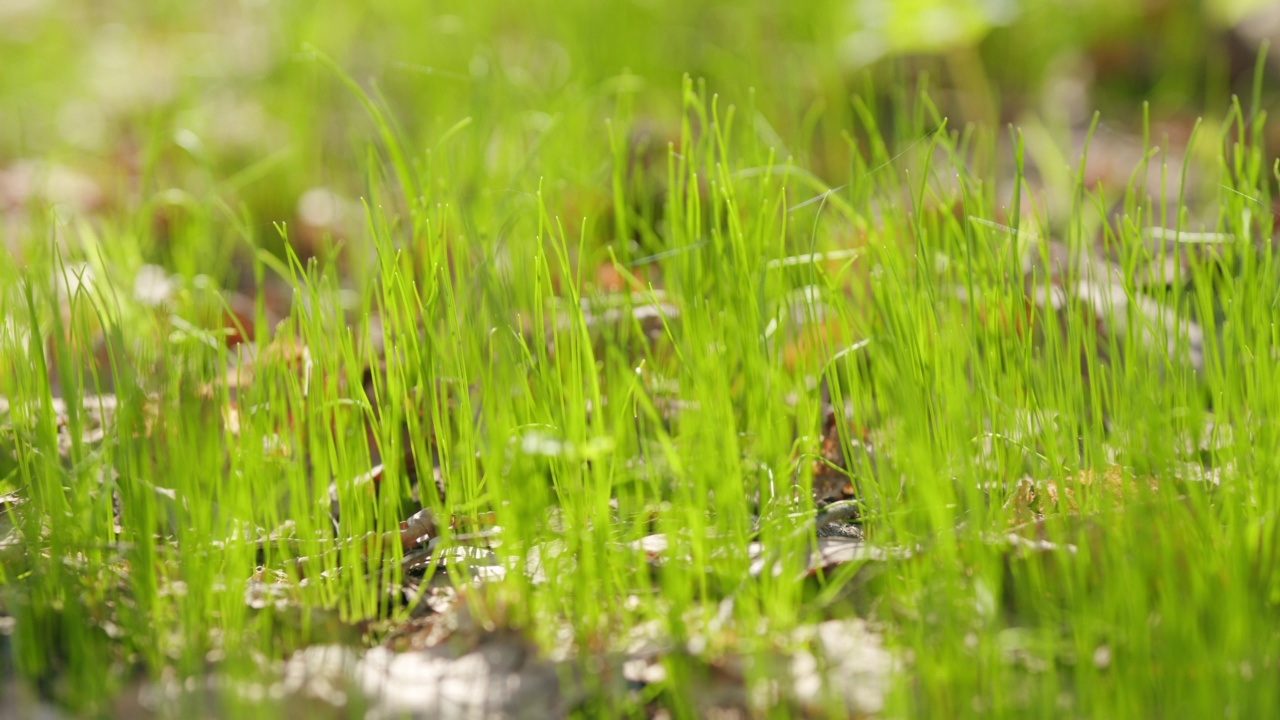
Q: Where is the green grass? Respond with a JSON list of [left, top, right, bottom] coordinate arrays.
[[5, 1, 1280, 717]]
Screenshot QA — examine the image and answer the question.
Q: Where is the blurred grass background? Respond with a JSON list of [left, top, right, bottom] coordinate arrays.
[[3, 0, 1277, 267]]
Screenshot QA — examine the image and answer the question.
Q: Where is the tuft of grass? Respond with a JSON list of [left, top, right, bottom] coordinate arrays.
[[5, 2, 1280, 718]]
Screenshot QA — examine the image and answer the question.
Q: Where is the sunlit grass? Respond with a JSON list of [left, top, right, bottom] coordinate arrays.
[[5, 2, 1280, 718]]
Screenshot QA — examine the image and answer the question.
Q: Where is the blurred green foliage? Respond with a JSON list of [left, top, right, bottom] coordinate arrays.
[[0, 0, 1273, 222]]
